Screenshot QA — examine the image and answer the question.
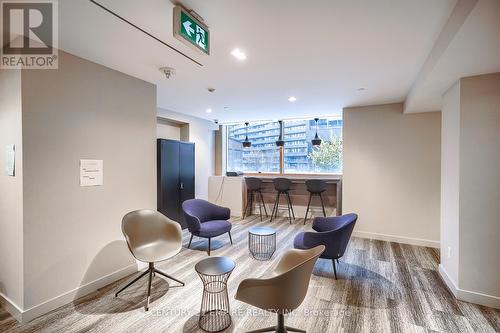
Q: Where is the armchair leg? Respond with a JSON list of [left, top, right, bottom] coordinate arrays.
[[188, 234, 193, 248], [245, 327, 276, 333], [115, 270, 149, 297], [228, 231, 233, 245], [208, 237, 211, 256], [332, 259, 338, 280], [154, 268, 185, 286], [145, 264, 154, 311]]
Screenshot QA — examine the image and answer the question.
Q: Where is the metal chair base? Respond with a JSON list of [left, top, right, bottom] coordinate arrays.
[[246, 314, 306, 333], [115, 262, 185, 311], [304, 192, 327, 224], [244, 189, 268, 221], [270, 191, 295, 224], [188, 232, 233, 256]]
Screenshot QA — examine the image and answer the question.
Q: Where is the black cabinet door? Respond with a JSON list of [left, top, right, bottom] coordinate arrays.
[[157, 139, 180, 222], [179, 142, 195, 209]]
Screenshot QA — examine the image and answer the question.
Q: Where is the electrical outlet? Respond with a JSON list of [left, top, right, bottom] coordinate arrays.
[[447, 246, 452, 258]]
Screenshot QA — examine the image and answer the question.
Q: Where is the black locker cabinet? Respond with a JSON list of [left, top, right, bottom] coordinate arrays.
[[157, 139, 195, 229]]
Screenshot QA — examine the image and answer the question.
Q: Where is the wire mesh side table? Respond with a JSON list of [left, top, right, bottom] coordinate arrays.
[[248, 227, 277, 261], [195, 257, 236, 332]]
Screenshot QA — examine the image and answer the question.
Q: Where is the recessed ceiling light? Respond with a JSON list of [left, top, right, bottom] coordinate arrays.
[[206, 108, 212, 113], [288, 96, 297, 102], [357, 87, 366, 91], [231, 48, 247, 60]]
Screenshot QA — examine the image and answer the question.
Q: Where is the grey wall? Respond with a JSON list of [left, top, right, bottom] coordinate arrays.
[[20, 51, 157, 309], [459, 73, 500, 297], [343, 103, 441, 246], [0, 69, 24, 311]]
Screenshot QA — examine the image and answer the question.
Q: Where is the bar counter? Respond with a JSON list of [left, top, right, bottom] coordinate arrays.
[[208, 175, 342, 218]]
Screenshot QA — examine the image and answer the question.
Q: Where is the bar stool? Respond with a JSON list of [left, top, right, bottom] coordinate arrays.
[[304, 179, 327, 224], [244, 177, 268, 220], [270, 178, 295, 223]]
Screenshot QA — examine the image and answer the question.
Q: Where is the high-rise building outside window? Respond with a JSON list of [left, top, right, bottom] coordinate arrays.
[[226, 117, 342, 174]]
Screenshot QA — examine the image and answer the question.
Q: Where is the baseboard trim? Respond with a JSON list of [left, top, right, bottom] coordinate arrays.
[[5, 263, 139, 323], [353, 230, 440, 248], [0, 292, 23, 323], [439, 264, 500, 309]]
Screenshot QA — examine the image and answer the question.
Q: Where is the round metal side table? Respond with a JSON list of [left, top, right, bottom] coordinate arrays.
[[195, 256, 236, 332], [248, 227, 277, 261]]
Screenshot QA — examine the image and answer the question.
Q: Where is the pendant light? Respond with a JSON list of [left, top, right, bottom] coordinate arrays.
[[276, 120, 285, 146], [312, 118, 322, 146], [242, 122, 252, 148]]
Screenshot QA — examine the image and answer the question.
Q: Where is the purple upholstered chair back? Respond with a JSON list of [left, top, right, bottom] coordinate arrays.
[[302, 213, 358, 259], [182, 199, 231, 233]]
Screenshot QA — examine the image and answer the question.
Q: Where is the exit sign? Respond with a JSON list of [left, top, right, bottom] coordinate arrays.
[[173, 6, 210, 55]]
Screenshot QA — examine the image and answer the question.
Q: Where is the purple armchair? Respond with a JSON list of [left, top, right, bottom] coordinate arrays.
[[182, 199, 232, 256], [293, 213, 357, 279]]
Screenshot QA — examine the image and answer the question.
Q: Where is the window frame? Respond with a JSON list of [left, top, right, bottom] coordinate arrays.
[[224, 117, 343, 176]]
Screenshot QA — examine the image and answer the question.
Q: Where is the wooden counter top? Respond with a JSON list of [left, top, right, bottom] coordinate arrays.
[[244, 174, 342, 183]]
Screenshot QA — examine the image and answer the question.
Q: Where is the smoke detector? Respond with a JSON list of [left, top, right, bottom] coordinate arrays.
[[159, 67, 176, 79]]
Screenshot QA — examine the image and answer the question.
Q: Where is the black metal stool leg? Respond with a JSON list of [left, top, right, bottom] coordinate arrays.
[[243, 189, 251, 219], [271, 192, 279, 221], [319, 192, 327, 217], [285, 192, 292, 224], [304, 193, 312, 224], [286, 192, 295, 220], [208, 238, 211, 256], [259, 191, 268, 217], [257, 191, 263, 221]]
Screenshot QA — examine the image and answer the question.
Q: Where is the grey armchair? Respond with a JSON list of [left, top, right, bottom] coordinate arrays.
[[115, 209, 185, 311], [235, 245, 325, 333]]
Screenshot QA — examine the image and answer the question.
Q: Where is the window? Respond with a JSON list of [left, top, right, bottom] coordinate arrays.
[[227, 122, 280, 173], [283, 119, 342, 174], [226, 117, 342, 174]]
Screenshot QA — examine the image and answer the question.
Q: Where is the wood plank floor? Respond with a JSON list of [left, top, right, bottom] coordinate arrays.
[[1, 216, 499, 333]]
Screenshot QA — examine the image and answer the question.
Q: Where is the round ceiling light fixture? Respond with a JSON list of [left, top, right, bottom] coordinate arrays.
[[288, 96, 297, 102]]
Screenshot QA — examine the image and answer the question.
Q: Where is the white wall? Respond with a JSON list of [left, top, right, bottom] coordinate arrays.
[[440, 81, 461, 286], [157, 108, 218, 199], [20, 51, 157, 316], [0, 69, 24, 315], [343, 103, 441, 247], [458, 73, 500, 299]]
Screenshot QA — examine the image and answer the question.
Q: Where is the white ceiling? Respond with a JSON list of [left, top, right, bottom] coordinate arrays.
[[59, 0, 458, 122], [405, 0, 500, 113]]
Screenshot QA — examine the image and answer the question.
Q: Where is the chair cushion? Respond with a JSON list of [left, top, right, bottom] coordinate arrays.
[[293, 232, 308, 250], [196, 220, 232, 238]]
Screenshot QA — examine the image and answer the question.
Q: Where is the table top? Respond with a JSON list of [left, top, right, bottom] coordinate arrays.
[[249, 226, 276, 236], [195, 256, 236, 276]]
